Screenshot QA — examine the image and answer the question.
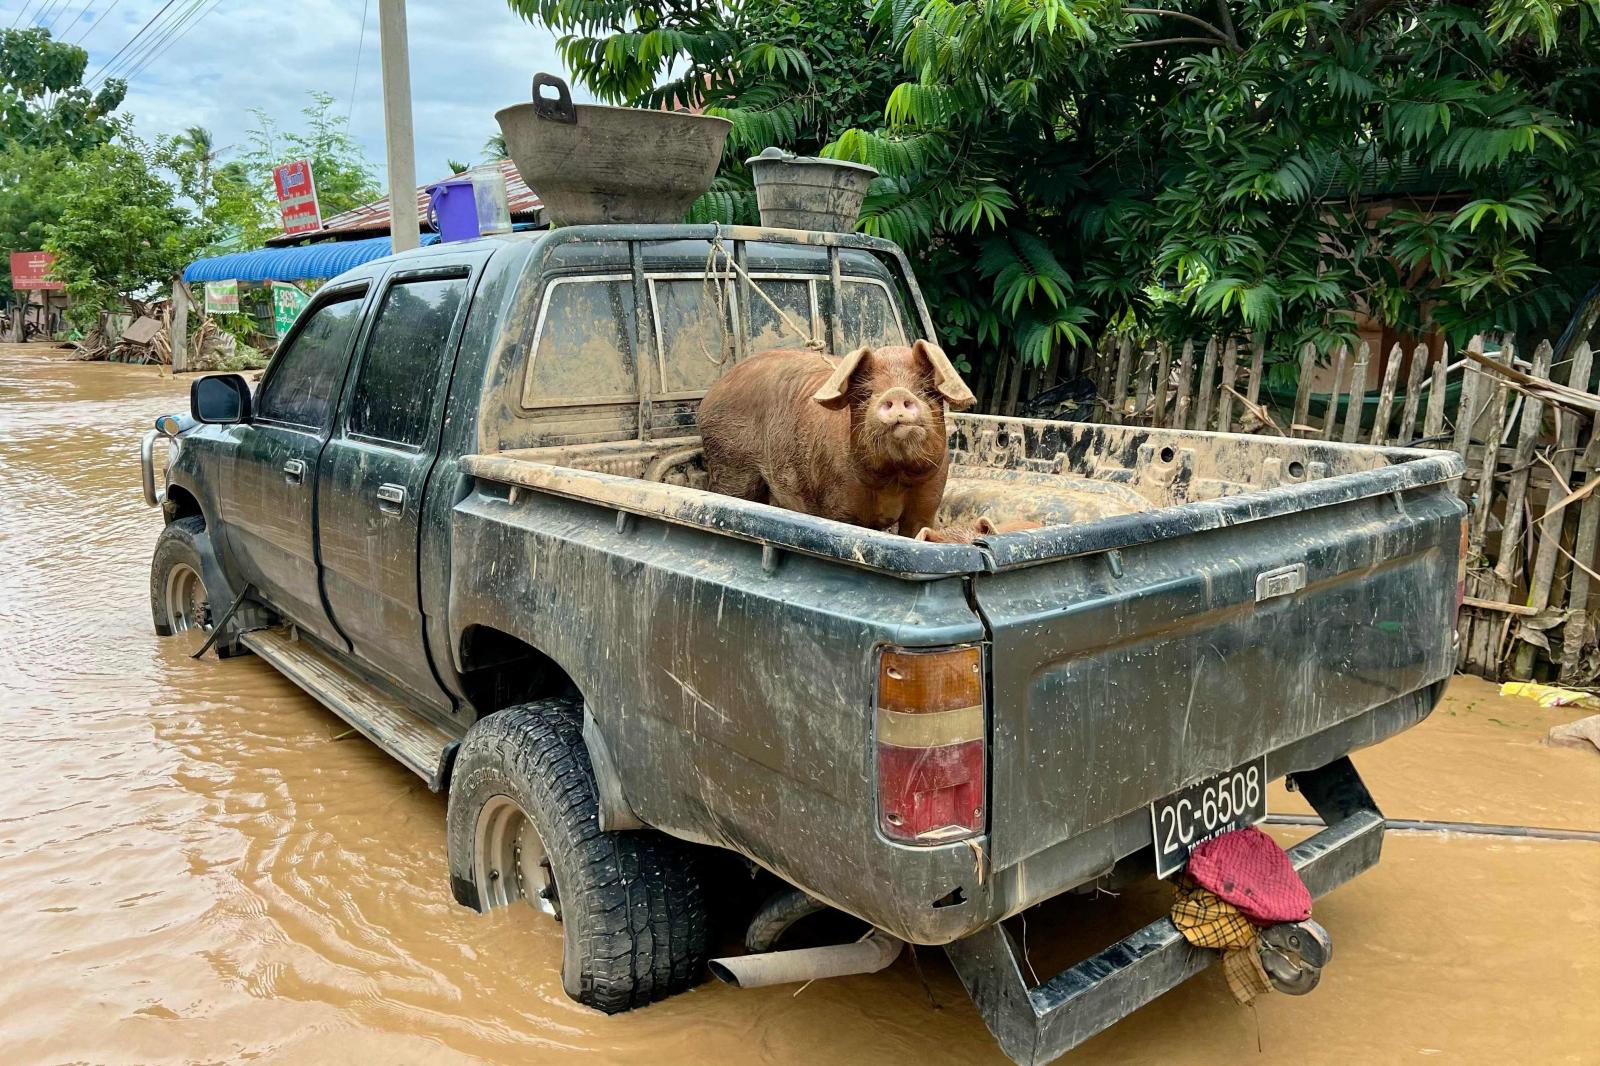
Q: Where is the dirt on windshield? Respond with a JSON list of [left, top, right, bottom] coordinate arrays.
[[1, 343, 1596, 1065]]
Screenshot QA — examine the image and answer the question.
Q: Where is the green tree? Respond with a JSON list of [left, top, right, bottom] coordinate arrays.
[[44, 138, 209, 325], [238, 90, 380, 221], [517, 0, 1600, 382]]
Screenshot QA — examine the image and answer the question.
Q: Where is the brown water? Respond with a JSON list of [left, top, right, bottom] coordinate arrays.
[[2, 346, 1596, 1065]]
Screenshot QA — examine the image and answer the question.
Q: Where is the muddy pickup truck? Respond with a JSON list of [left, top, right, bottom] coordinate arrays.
[[142, 224, 1465, 1064]]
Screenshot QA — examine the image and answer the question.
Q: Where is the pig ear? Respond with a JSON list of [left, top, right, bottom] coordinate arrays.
[[811, 346, 873, 409], [911, 339, 977, 409], [914, 526, 935, 542], [975, 517, 997, 535]]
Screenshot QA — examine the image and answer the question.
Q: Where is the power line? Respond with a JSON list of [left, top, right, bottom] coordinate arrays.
[[85, 0, 184, 85], [116, 0, 221, 86], [346, 0, 369, 122], [71, 0, 127, 45], [32, 0, 67, 30], [98, 0, 205, 83], [48, 0, 93, 36], [10, 1, 42, 29]]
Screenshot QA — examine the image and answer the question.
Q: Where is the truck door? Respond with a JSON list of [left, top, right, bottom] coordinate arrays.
[[316, 266, 473, 710], [219, 284, 368, 647]]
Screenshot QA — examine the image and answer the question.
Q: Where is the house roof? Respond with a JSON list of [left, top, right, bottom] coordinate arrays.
[[264, 158, 541, 247]]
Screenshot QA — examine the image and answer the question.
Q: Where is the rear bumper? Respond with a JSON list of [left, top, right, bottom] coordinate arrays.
[[944, 757, 1382, 1065]]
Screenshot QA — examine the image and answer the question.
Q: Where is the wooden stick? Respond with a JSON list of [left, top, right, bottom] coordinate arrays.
[[1397, 342, 1429, 446], [1322, 345, 1347, 441], [1195, 337, 1219, 431], [1371, 343, 1403, 445], [1216, 336, 1240, 431], [1342, 342, 1368, 443], [1173, 339, 1196, 430], [1453, 335, 1487, 458], [1291, 342, 1316, 439], [1151, 340, 1173, 428], [1560, 487, 1600, 680]]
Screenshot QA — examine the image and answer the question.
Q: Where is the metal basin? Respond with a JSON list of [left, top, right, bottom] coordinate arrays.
[[496, 73, 732, 226]]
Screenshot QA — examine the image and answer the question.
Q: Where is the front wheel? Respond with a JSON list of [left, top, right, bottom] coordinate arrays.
[[150, 516, 212, 636], [445, 698, 708, 1013]]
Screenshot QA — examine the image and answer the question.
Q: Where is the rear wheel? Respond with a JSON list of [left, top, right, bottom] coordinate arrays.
[[446, 698, 708, 1012]]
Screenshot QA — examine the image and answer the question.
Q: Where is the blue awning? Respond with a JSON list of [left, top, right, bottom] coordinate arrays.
[[182, 234, 440, 283]]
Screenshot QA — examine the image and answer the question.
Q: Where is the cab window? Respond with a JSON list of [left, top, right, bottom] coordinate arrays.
[[254, 292, 365, 430], [348, 274, 470, 447]]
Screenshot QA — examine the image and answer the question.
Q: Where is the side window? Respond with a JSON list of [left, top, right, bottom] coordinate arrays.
[[523, 278, 638, 406], [348, 275, 470, 447], [840, 278, 908, 349], [653, 277, 736, 394], [255, 293, 365, 429], [743, 278, 813, 353]]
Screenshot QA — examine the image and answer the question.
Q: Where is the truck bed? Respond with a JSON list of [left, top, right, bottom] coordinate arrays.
[[460, 412, 1462, 576]]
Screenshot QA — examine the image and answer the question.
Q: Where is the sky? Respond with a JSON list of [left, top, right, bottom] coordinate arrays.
[[9, 0, 590, 191]]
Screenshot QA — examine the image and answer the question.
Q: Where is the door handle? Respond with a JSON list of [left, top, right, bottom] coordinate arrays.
[[376, 483, 407, 514], [282, 458, 305, 484]]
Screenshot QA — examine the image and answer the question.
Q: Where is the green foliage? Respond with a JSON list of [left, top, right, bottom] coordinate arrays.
[[44, 138, 210, 325], [237, 90, 380, 221], [519, 0, 1600, 379], [0, 27, 126, 153]]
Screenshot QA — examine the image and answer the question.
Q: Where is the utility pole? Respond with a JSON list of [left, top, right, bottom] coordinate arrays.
[[378, 0, 419, 252]]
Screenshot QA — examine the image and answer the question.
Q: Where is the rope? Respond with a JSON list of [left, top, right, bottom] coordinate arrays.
[[703, 224, 826, 355]]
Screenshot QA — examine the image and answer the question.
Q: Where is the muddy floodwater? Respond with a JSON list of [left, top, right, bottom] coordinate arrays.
[[2, 345, 1597, 1065]]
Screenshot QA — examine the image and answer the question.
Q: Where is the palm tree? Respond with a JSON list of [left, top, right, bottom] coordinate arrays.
[[483, 133, 508, 161], [177, 126, 217, 211]]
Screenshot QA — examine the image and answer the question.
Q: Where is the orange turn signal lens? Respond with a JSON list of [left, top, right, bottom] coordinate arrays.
[[878, 645, 982, 715]]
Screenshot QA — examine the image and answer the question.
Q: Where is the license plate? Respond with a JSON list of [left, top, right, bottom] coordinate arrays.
[[1149, 757, 1267, 878]]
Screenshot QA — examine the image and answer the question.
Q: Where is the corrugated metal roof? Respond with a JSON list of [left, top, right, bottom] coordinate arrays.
[[264, 158, 541, 246], [182, 233, 441, 283]]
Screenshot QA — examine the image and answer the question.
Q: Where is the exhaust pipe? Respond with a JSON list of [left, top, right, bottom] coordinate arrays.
[[708, 932, 903, 989]]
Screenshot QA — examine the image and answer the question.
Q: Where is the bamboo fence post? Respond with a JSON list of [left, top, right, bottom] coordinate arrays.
[[1216, 336, 1240, 431], [1173, 339, 1196, 430], [989, 355, 1010, 418], [1397, 343, 1430, 446], [1518, 341, 1594, 677], [1004, 354, 1026, 415], [1246, 335, 1265, 409], [1465, 347, 1512, 674], [1194, 337, 1219, 430], [1341, 342, 1369, 443], [1491, 339, 1551, 598], [1291, 342, 1316, 437], [1151, 341, 1173, 428], [1423, 359, 1449, 440], [1321, 345, 1347, 440], [1452, 336, 1487, 458], [1109, 337, 1134, 425], [1371, 343, 1403, 444], [1134, 344, 1155, 425], [1560, 434, 1600, 680]]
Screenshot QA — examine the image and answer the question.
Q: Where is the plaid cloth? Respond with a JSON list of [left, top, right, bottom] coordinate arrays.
[[1171, 877, 1272, 1004]]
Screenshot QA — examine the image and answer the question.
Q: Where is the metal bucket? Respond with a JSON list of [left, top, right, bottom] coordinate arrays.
[[495, 73, 732, 226], [747, 148, 878, 232]]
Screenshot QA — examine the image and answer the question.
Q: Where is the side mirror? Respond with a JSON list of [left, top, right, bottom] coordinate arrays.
[[190, 374, 253, 424]]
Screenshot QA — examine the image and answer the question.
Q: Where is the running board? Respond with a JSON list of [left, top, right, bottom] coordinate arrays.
[[241, 628, 460, 791]]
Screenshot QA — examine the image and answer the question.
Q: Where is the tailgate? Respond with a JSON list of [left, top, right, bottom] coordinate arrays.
[[974, 482, 1464, 869]]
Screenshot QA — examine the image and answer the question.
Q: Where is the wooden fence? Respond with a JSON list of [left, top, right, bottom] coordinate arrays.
[[973, 335, 1600, 682]]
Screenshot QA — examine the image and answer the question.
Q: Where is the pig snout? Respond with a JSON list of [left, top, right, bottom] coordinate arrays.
[[875, 387, 926, 434]]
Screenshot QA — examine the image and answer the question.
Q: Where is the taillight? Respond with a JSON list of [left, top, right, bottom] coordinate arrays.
[[1457, 515, 1469, 616], [875, 645, 986, 845]]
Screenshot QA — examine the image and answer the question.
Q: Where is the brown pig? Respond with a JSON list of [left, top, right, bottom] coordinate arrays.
[[698, 340, 976, 535], [913, 518, 1044, 543]]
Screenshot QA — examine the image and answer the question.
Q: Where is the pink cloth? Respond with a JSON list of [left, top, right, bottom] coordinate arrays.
[[1185, 826, 1312, 925]]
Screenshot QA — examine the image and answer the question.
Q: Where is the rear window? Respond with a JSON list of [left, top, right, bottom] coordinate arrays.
[[840, 278, 907, 349], [522, 276, 638, 406], [743, 277, 815, 354], [653, 277, 737, 394]]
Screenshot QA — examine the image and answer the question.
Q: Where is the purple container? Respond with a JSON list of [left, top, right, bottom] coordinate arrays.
[[425, 179, 479, 242]]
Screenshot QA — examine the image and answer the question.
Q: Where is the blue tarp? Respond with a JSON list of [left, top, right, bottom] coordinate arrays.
[[182, 234, 441, 284]]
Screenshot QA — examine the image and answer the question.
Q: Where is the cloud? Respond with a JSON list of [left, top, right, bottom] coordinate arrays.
[[62, 0, 584, 188]]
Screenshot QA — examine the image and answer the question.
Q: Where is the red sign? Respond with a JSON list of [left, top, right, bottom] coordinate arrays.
[[272, 159, 322, 235], [10, 251, 63, 291]]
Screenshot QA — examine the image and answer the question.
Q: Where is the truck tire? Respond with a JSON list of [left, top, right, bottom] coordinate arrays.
[[150, 516, 212, 637], [446, 698, 708, 1013]]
